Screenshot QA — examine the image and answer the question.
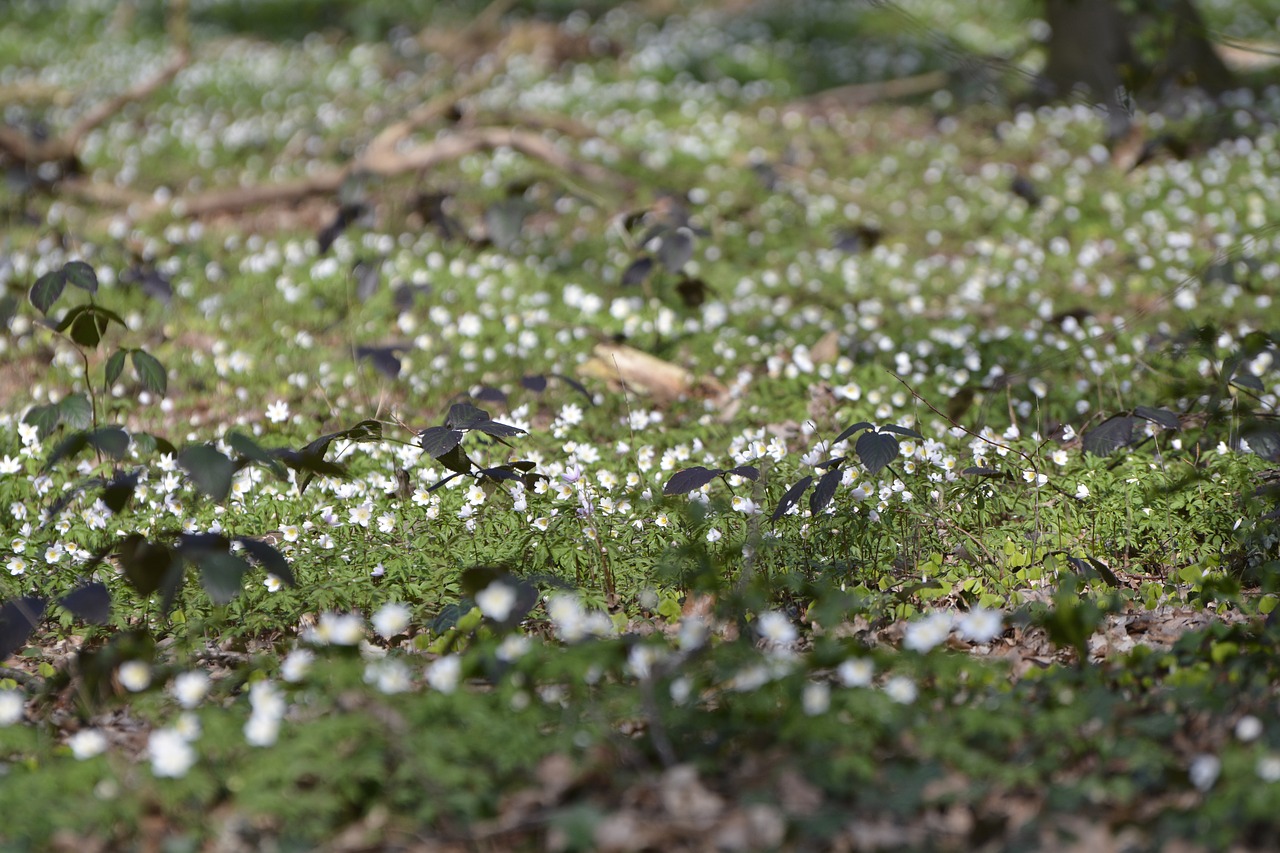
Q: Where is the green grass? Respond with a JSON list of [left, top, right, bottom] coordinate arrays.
[[1, 0, 1279, 849]]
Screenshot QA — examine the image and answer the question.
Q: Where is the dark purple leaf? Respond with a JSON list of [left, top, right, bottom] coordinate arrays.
[[130, 350, 167, 396], [726, 465, 759, 481], [878, 424, 923, 439], [521, 375, 548, 393], [178, 444, 235, 502], [419, 426, 464, 458], [58, 583, 111, 624], [1133, 406, 1180, 430], [474, 419, 525, 439], [621, 256, 654, 287], [855, 431, 900, 475], [0, 596, 47, 660], [473, 386, 508, 407], [550, 373, 594, 404], [663, 466, 721, 496], [1082, 415, 1139, 457], [445, 403, 490, 431], [809, 467, 844, 514], [771, 475, 814, 522], [656, 227, 694, 273], [62, 261, 98, 293], [833, 421, 873, 446], [236, 537, 294, 587]]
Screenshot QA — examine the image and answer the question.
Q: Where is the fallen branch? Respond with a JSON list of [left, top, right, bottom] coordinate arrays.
[[789, 69, 951, 113], [0, 0, 190, 169]]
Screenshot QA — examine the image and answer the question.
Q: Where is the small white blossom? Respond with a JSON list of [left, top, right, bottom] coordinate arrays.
[[265, 400, 290, 424], [477, 581, 518, 622], [1236, 715, 1264, 742], [756, 611, 797, 646], [426, 655, 462, 693], [1189, 754, 1221, 792], [903, 612, 953, 653], [837, 658, 874, 687], [958, 607, 1004, 644], [149, 728, 197, 777], [802, 681, 830, 716], [883, 676, 917, 704], [118, 661, 152, 692], [0, 690, 24, 725], [372, 602, 411, 639], [68, 728, 108, 760], [280, 648, 314, 682], [171, 671, 211, 708]]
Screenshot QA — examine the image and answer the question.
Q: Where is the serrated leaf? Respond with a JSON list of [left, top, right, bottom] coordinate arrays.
[[105, 349, 127, 386], [23, 402, 61, 439], [58, 304, 116, 348], [130, 350, 167, 396], [878, 424, 923, 439], [726, 465, 759, 481], [656, 227, 694, 273], [810, 467, 844, 514], [236, 537, 294, 587], [431, 603, 464, 634], [1082, 415, 1138, 457], [550, 373, 593, 404], [62, 261, 98, 293], [445, 403, 490, 431], [663, 466, 721, 496], [58, 583, 111, 624], [178, 444, 235, 501], [227, 431, 286, 479], [833, 421, 874, 446], [474, 419, 525, 439], [772, 475, 814, 522], [0, 596, 47, 660], [962, 467, 1010, 479], [620, 256, 654, 287], [118, 534, 177, 597], [58, 393, 92, 430], [419, 426, 463, 458], [43, 431, 90, 470], [100, 470, 139, 514], [29, 270, 65, 314], [436, 443, 473, 476], [855, 431, 900, 475], [194, 551, 251, 605], [89, 426, 130, 459], [473, 386, 507, 407], [1133, 406, 1179, 430]]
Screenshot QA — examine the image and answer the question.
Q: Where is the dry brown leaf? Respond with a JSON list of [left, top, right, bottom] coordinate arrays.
[[811, 329, 841, 364], [578, 343, 727, 406]]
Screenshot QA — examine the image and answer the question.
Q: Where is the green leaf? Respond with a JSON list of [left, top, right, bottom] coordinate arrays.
[[58, 393, 93, 430], [57, 304, 118, 348], [23, 402, 62, 439], [130, 349, 167, 396], [29, 270, 65, 314], [178, 444, 235, 502], [194, 551, 251, 605], [227, 431, 285, 478], [118, 534, 178, 597], [62, 261, 98, 294], [104, 349, 127, 386]]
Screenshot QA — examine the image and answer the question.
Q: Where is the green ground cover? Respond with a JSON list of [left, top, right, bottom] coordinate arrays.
[[1, 0, 1279, 849]]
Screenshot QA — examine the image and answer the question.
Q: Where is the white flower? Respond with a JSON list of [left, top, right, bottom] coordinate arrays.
[[118, 661, 152, 692], [68, 728, 108, 760], [171, 671, 211, 708], [149, 728, 197, 777], [365, 659, 412, 694], [1189, 754, 1221, 792], [903, 612, 953, 653], [1075, 483, 1090, 500], [706, 528, 722, 543], [496, 634, 531, 662], [174, 712, 202, 742], [372, 602, 411, 638], [265, 400, 290, 424], [547, 594, 587, 642], [756, 611, 797, 646], [0, 455, 22, 475], [476, 582, 518, 622], [1257, 755, 1280, 783], [958, 607, 1004, 644], [309, 611, 363, 646], [280, 648, 314, 682], [1236, 715, 1264, 742], [802, 682, 830, 716], [244, 712, 281, 747], [679, 617, 708, 652], [6, 556, 25, 576], [426, 655, 462, 693], [0, 690, 24, 725], [263, 574, 282, 593], [837, 658, 874, 687], [883, 676, 917, 704]]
